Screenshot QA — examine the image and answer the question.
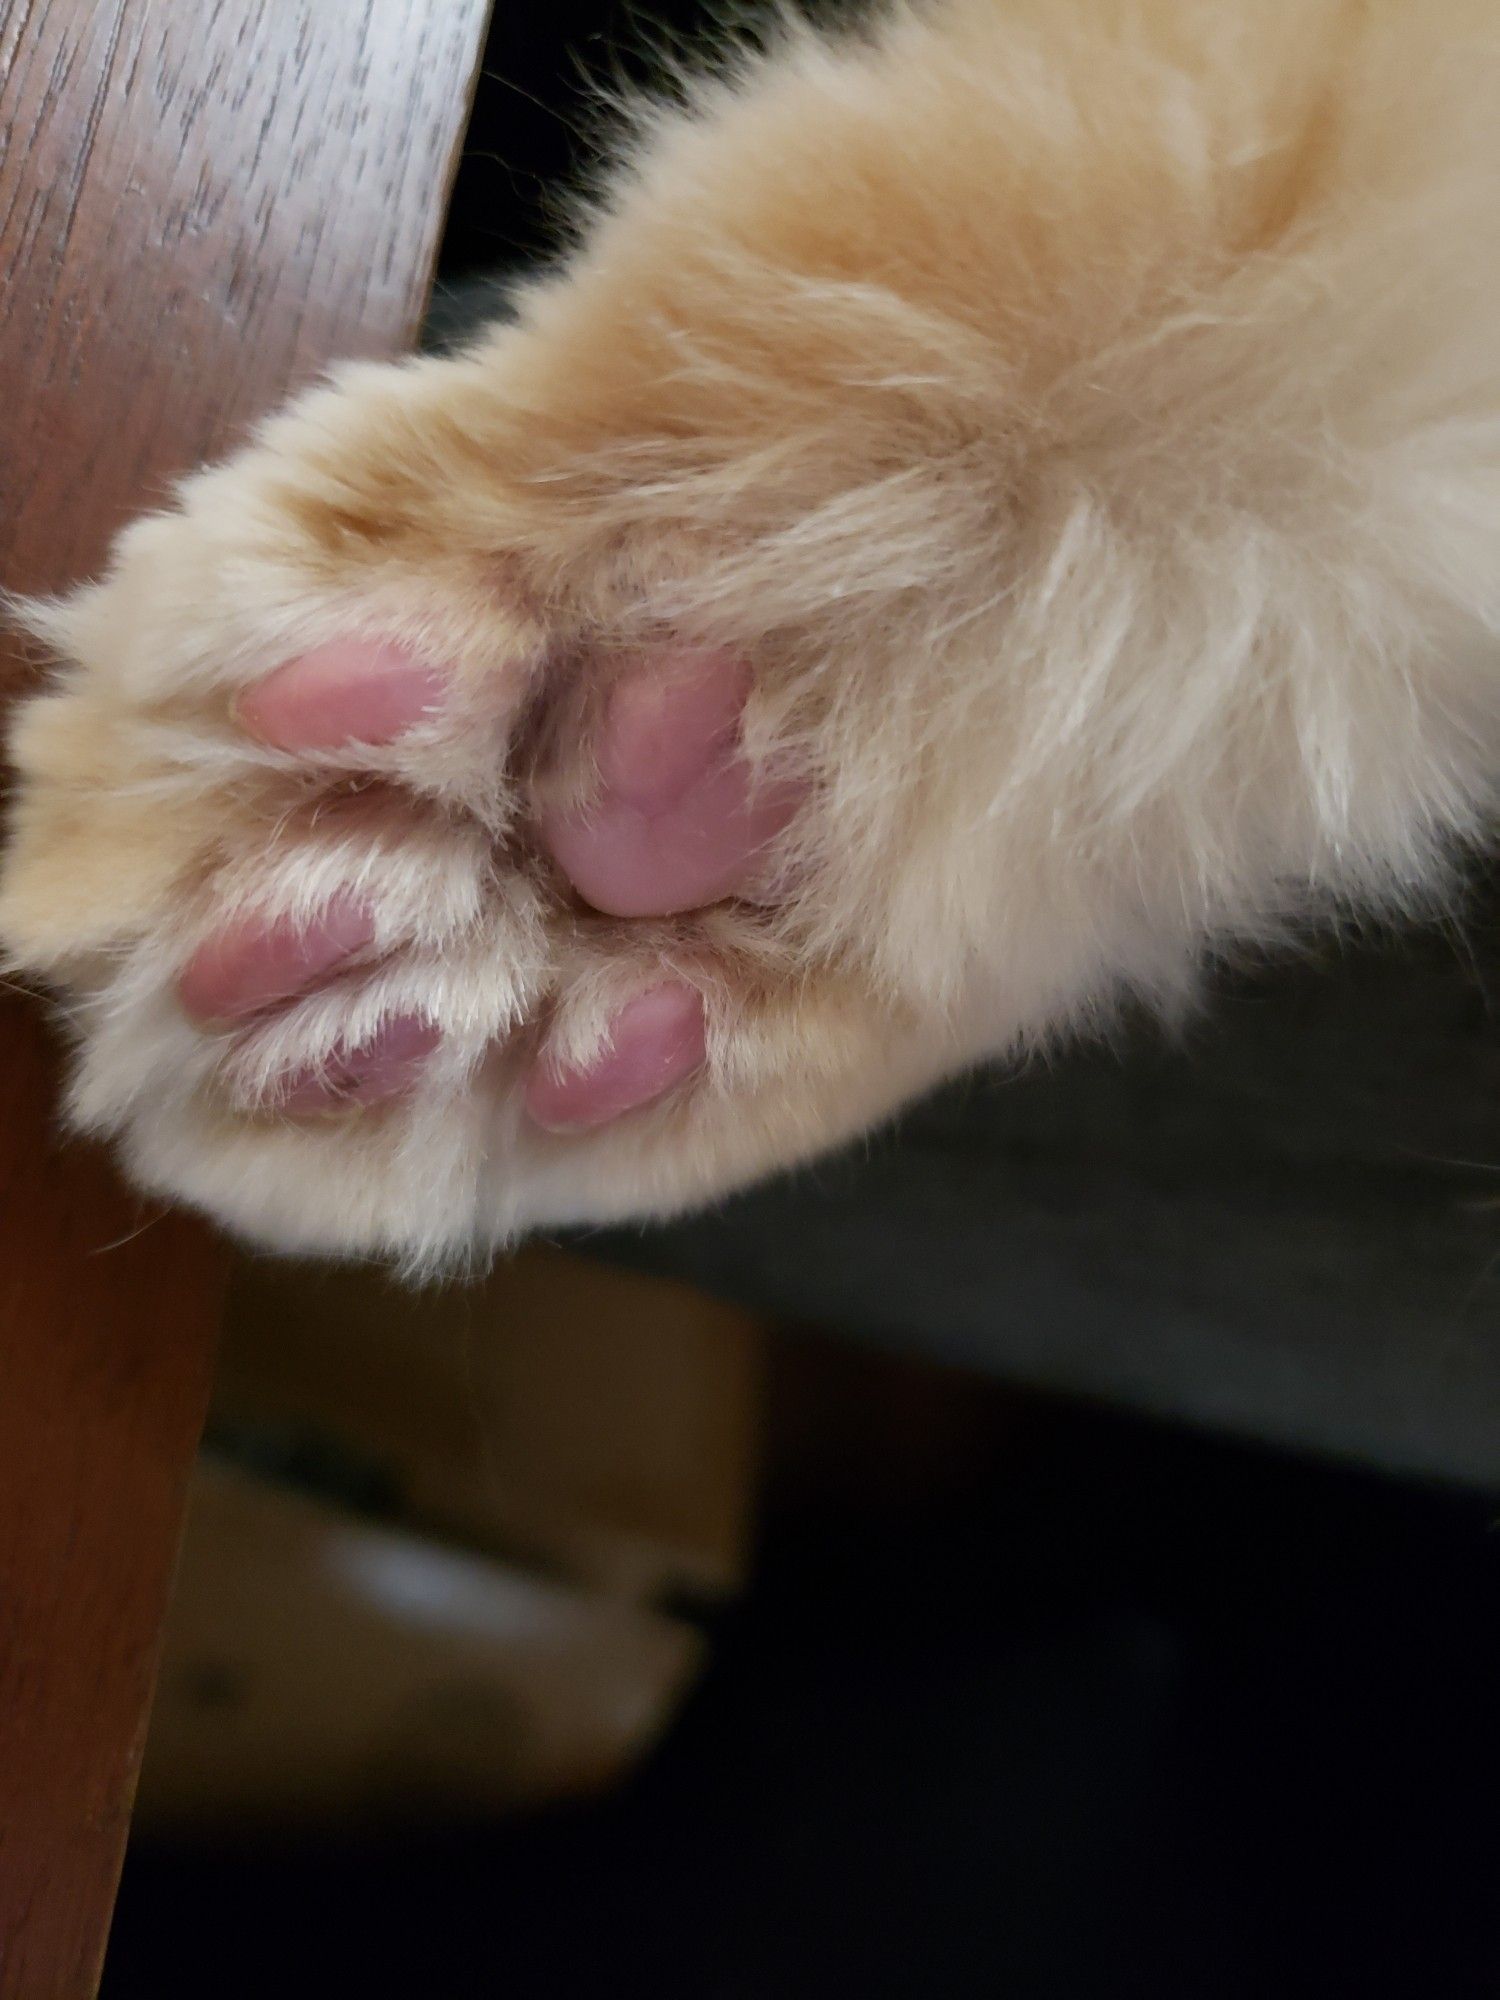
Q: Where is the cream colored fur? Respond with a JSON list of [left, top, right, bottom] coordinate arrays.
[[3, 0, 1499, 1268]]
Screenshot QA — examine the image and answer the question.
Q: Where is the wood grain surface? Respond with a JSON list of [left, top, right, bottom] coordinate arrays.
[[0, 3, 490, 1991]]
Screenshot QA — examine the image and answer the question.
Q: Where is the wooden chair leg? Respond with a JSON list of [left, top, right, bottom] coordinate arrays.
[[0, 7, 492, 1990]]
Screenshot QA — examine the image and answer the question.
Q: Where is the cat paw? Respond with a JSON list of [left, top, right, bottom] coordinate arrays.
[[0, 359, 944, 1265]]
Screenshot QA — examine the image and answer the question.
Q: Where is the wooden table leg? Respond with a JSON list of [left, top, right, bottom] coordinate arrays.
[[0, 6, 491, 1990]]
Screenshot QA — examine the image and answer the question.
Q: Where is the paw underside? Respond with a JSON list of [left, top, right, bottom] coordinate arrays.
[[0, 461, 934, 1268]]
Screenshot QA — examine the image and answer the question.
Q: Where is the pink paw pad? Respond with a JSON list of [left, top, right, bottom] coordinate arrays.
[[235, 638, 448, 750], [191, 634, 772, 1131], [524, 983, 708, 1132], [178, 892, 376, 1025], [539, 647, 803, 918], [274, 1014, 442, 1115]]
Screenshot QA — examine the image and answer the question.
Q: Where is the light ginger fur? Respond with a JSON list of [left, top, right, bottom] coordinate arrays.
[[3, 0, 1499, 1268]]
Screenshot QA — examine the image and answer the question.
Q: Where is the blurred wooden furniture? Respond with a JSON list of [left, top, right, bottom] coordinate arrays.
[[136, 1460, 706, 1837], [219, 1244, 762, 1606], [133, 1247, 762, 1836], [0, 7, 490, 1993]]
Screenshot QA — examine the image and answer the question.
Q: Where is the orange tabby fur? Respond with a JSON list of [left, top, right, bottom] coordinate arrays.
[[3, 0, 1499, 1267]]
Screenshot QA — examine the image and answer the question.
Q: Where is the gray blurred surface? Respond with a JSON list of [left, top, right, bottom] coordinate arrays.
[[594, 918, 1500, 1487]]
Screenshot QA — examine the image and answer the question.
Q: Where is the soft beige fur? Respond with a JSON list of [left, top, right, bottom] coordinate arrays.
[[3, 0, 1499, 1269]]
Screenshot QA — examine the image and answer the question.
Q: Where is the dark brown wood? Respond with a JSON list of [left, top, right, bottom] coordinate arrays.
[[0, 4, 490, 1991]]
